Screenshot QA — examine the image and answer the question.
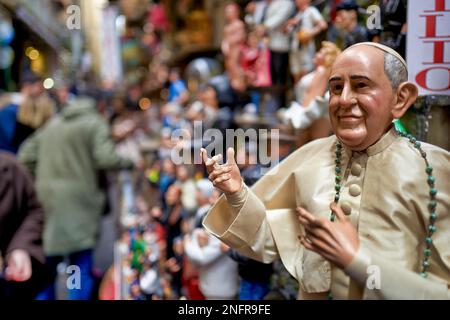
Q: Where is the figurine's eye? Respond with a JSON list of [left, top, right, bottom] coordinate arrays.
[[357, 82, 368, 89], [331, 84, 343, 94]]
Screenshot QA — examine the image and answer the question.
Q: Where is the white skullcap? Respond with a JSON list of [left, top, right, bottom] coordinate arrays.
[[346, 42, 407, 70]]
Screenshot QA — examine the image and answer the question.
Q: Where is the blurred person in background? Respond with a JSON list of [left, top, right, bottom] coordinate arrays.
[[52, 78, 75, 113], [0, 151, 47, 300], [18, 95, 134, 300], [15, 74, 56, 150], [0, 72, 55, 153]]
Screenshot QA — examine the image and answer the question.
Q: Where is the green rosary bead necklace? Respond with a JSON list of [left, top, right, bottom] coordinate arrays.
[[330, 129, 438, 291]]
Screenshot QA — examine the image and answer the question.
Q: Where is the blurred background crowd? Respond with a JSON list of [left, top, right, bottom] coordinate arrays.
[[0, 0, 448, 300]]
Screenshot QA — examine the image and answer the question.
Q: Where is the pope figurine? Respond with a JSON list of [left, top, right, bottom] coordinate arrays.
[[201, 42, 450, 300]]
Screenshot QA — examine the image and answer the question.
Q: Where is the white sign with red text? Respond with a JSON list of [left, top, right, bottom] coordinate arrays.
[[407, 0, 450, 95]]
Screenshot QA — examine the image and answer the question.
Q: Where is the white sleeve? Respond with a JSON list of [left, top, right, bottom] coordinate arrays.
[[310, 7, 324, 24], [264, 1, 295, 30]]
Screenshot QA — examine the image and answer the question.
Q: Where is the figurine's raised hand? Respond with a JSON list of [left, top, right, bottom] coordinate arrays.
[[201, 147, 242, 195]]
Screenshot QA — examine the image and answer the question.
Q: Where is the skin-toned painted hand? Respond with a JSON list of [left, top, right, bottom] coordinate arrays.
[[5, 249, 32, 282], [201, 147, 243, 195], [297, 202, 360, 269]]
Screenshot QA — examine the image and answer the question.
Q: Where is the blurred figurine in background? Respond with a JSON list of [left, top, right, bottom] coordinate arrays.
[[168, 68, 190, 106], [327, 0, 368, 49], [282, 41, 341, 147], [183, 179, 239, 300], [286, 0, 327, 84], [258, 0, 295, 86], [221, 2, 247, 92]]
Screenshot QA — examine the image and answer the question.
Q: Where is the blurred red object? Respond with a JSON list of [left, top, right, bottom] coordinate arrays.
[[148, 4, 170, 32], [181, 256, 205, 300], [254, 47, 272, 87], [330, 0, 344, 22], [99, 266, 117, 300]]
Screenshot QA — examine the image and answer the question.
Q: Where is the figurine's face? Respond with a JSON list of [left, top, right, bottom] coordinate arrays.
[[329, 46, 396, 151], [313, 47, 326, 66], [335, 9, 357, 30], [225, 4, 239, 21]]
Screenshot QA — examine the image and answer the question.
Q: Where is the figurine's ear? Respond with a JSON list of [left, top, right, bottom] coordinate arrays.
[[391, 82, 418, 119]]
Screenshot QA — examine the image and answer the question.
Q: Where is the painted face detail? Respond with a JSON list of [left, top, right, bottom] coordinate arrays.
[[329, 46, 396, 151]]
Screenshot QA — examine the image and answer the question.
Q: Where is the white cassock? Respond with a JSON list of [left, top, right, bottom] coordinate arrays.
[[203, 127, 450, 299]]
